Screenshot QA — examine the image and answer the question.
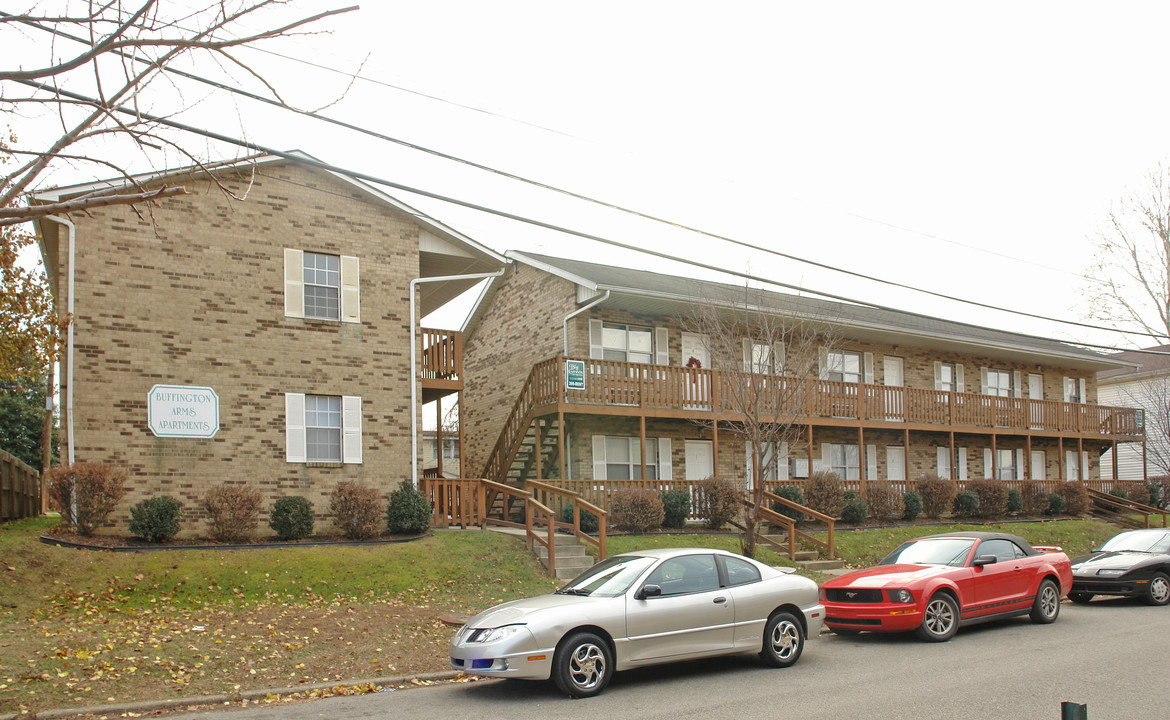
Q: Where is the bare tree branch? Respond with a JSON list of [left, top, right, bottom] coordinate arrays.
[[0, 186, 188, 226]]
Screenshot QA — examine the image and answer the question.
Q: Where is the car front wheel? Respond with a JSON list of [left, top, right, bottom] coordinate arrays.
[[916, 593, 959, 642], [760, 612, 804, 667], [1145, 572, 1170, 606], [1029, 579, 1060, 623], [552, 632, 613, 698]]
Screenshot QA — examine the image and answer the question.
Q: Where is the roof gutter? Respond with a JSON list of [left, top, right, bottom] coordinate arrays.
[[41, 215, 75, 466]]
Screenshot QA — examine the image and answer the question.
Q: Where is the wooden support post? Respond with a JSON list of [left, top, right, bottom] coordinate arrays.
[[558, 410, 567, 482], [1059, 437, 1065, 480], [639, 415, 648, 481], [435, 402, 444, 478], [858, 426, 866, 493]]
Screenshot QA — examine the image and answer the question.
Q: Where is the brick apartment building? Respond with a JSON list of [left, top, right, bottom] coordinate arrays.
[[461, 252, 1145, 494], [32, 153, 505, 532]]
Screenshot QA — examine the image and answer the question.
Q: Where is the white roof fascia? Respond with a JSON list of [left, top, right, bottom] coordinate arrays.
[[507, 251, 600, 292]]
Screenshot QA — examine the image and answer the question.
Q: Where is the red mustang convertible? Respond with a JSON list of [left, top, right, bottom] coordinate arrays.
[[820, 532, 1073, 642]]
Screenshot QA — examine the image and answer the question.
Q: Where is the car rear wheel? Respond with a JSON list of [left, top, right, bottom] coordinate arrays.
[[916, 593, 958, 642], [759, 612, 804, 668], [1029, 579, 1060, 623], [552, 632, 612, 698], [1067, 591, 1094, 604], [1145, 572, 1170, 606]]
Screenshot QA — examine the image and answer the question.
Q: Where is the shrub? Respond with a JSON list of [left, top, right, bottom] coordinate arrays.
[[561, 502, 600, 533], [917, 474, 957, 519], [1006, 489, 1024, 514], [952, 490, 979, 518], [966, 479, 1008, 519], [128, 496, 183, 542], [45, 462, 127, 536], [1117, 481, 1150, 506], [1148, 476, 1170, 509], [696, 476, 739, 530], [771, 485, 806, 523], [841, 495, 869, 524], [902, 491, 922, 521], [1059, 482, 1090, 516], [660, 490, 691, 529], [1019, 481, 1049, 515], [329, 481, 385, 540], [1108, 487, 1128, 499], [269, 496, 314, 540], [804, 472, 845, 518], [386, 480, 433, 535], [863, 482, 904, 523], [610, 488, 665, 533], [1045, 493, 1066, 515], [202, 483, 262, 543]]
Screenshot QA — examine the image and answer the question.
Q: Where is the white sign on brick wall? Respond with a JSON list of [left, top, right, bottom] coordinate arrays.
[[148, 385, 219, 438]]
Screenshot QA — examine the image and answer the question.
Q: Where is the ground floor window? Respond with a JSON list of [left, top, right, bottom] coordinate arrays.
[[285, 393, 362, 464], [591, 436, 670, 480]]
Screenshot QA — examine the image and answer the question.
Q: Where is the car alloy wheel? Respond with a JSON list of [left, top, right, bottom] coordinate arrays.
[[1146, 572, 1170, 606], [552, 632, 613, 698], [916, 593, 958, 642], [760, 612, 804, 668], [1029, 579, 1060, 624]]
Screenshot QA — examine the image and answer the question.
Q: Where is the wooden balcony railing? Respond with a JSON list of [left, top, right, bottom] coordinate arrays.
[[420, 328, 462, 380]]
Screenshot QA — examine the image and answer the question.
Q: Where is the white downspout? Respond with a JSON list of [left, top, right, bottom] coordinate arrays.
[[563, 290, 610, 356], [43, 215, 76, 466], [410, 268, 506, 488]]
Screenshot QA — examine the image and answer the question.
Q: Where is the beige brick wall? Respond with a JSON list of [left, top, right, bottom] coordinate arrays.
[[49, 162, 429, 536]]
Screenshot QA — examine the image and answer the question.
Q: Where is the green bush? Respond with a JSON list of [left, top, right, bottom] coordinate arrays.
[[918, 474, 957, 519], [611, 488, 665, 532], [1045, 493, 1066, 515], [902, 491, 922, 521], [386, 480, 433, 535], [966, 479, 1008, 519], [1059, 482, 1090, 516], [952, 490, 979, 518], [696, 476, 739, 530], [329, 481, 384, 540], [269, 496, 314, 540], [1148, 477, 1169, 509], [45, 462, 128, 536], [864, 482, 904, 522], [771, 485, 806, 523], [202, 483, 262, 543], [128, 496, 183, 543], [561, 502, 600, 533], [804, 472, 845, 518], [1007, 489, 1024, 514], [660, 490, 691, 529], [1109, 487, 1128, 499], [841, 495, 869, 524]]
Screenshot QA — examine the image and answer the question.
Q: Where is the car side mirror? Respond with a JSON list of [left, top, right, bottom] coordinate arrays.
[[637, 584, 662, 600], [972, 554, 997, 567]]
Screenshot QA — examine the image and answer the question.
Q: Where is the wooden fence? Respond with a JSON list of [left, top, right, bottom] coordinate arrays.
[[1, 450, 40, 521]]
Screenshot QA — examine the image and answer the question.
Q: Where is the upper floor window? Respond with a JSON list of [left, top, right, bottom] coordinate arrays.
[[303, 252, 340, 320], [1063, 376, 1086, 404], [984, 368, 1013, 397], [602, 323, 653, 363], [751, 342, 775, 374], [937, 362, 958, 392], [284, 249, 360, 323], [825, 350, 863, 383]]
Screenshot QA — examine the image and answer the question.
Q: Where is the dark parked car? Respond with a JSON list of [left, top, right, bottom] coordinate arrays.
[[1069, 528, 1170, 605]]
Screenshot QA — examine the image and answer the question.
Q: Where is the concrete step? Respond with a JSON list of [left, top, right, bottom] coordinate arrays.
[[799, 558, 845, 572], [542, 554, 594, 581], [534, 543, 589, 560], [793, 550, 819, 562]]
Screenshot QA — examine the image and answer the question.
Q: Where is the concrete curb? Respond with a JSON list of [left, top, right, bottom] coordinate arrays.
[[11, 671, 462, 720]]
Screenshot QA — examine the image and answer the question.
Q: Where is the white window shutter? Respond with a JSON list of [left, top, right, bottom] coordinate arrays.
[[742, 338, 753, 372], [956, 365, 965, 392], [658, 438, 672, 480], [818, 348, 828, 380], [774, 343, 785, 374], [933, 361, 943, 390], [981, 367, 990, 395], [285, 393, 306, 462], [778, 442, 790, 481], [1015, 449, 1025, 480], [863, 352, 875, 384], [937, 446, 950, 479], [958, 447, 968, 480], [284, 249, 304, 318], [1062, 377, 1073, 402], [1082, 452, 1090, 480], [340, 255, 360, 324], [592, 435, 606, 480], [1079, 378, 1087, 404], [589, 320, 604, 359], [866, 444, 877, 480], [655, 327, 670, 365], [819, 443, 831, 473], [983, 448, 993, 479], [342, 395, 362, 464], [1013, 371, 1022, 398]]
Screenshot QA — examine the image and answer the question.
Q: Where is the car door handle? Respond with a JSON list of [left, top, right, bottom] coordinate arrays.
[[713, 597, 727, 604]]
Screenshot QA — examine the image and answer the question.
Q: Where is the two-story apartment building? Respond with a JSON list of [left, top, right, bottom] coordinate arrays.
[[33, 152, 505, 531], [461, 253, 1144, 494]]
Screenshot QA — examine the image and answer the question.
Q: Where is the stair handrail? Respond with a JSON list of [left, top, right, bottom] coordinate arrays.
[[480, 478, 531, 529], [482, 359, 558, 482], [528, 479, 607, 562], [761, 489, 835, 557], [526, 495, 558, 578], [1087, 488, 1168, 528]]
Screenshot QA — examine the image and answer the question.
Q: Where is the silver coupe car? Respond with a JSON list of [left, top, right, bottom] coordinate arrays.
[[449, 547, 824, 697]]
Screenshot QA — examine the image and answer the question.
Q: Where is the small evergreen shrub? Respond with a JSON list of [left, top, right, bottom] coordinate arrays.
[[610, 488, 665, 532], [771, 485, 806, 523], [918, 474, 957, 519], [966, 479, 1008, 519], [45, 462, 128, 536], [269, 496, 314, 540], [1059, 481, 1090, 516], [561, 502, 600, 533], [202, 483, 262, 543], [841, 495, 869, 524], [1108, 487, 1128, 499], [902, 491, 922, 521], [952, 490, 979, 518], [329, 481, 385, 540], [864, 482, 904, 523], [386, 480, 433, 535], [660, 490, 691, 529], [1007, 489, 1024, 514], [804, 472, 845, 518], [129, 496, 183, 543], [1046, 493, 1066, 515], [696, 476, 739, 530]]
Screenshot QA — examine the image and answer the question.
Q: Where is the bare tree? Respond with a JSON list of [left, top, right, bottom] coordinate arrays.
[[1085, 161, 1170, 343], [682, 282, 834, 558], [1119, 375, 1170, 479]]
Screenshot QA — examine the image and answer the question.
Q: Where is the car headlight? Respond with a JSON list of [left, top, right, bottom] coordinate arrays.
[[463, 624, 526, 644], [887, 589, 913, 604], [1096, 569, 1126, 577]]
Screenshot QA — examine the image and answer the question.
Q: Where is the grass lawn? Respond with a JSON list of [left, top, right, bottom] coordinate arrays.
[[0, 515, 1125, 714]]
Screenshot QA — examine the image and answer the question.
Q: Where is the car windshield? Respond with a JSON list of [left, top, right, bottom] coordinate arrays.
[[1100, 531, 1170, 554], [880, 538, 976, 567], [557, 555, 656, 596]]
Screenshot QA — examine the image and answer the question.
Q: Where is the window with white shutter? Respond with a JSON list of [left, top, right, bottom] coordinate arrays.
[[284, 249, 359, 323], [285, 392, 362, 464]]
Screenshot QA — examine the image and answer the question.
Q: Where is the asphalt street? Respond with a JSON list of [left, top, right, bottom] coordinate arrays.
[[167, 598, 1160, 720]]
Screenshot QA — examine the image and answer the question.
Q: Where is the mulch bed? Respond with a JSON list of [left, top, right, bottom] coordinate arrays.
[[40, 527, 431, 551]]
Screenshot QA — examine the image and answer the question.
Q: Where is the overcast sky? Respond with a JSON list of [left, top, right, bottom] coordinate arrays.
[[10, 1, 1170, 348]]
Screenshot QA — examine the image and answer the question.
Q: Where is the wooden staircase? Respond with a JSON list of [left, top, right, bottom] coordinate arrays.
[[1087, 488, 1169, 529]]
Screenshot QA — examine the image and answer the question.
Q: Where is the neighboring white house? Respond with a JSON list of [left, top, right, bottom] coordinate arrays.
[[1098, 345, 1169, 480]]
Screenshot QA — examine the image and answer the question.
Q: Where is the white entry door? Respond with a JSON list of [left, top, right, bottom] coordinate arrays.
[[883, 356, 904, 421], [681, 333, 711, 409], [685, 440, 714, 480], [1029, 373, 1044, 429]]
